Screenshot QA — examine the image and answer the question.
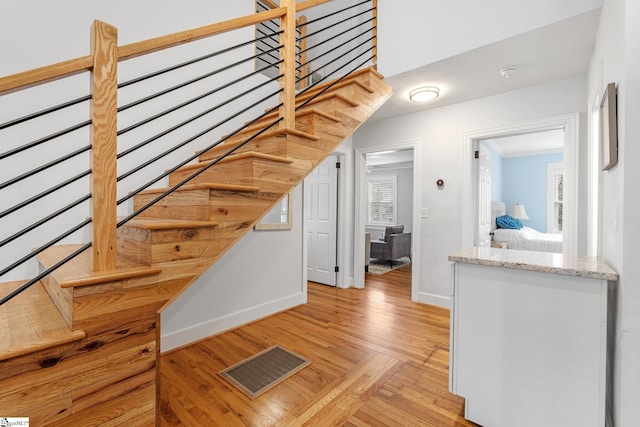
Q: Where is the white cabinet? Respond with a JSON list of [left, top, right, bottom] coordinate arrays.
[[449, 261, 613, 427]]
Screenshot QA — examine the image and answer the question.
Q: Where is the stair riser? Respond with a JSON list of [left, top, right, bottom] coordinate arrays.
[[61, 378, 155, 426], [170, 157, 302, 194], [296, 113, 353, 142], [0, 277, 187, 421], [134, 189, 211, 221], [225, 108, 355, 151], [208, 190, 281, 223], [199, 135, 290, 162], [202, 133, 337, 168], [42, 276, 73, 328], [0, 334, 155, 424], [117, 226, 226, 264], [0, 280, 181, 376], [72, 278, 187, 331]]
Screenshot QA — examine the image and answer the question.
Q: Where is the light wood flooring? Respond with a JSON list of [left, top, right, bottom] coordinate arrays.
[[159, 264, 478, 426]]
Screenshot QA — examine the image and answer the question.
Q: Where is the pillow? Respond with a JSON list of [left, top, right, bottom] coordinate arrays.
[[496, 215, 523, 230], [384, 225, 404, 241]]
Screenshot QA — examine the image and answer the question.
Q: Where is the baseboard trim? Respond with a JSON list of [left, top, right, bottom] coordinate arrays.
[[415, 291, 450, 309], [160, 292, 305, 353]]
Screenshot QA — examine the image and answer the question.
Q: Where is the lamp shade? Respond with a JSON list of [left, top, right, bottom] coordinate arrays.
[[510, 204, 529, 220]]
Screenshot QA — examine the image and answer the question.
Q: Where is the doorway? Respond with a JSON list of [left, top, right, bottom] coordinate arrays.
[[304, 155, 339, 286], [474, 129, 566, 248], [462, 114, 579, 256], [354, 140, 422, 301]]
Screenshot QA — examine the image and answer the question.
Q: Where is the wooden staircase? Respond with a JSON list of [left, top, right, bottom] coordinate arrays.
[[0, 67, 392, 425]]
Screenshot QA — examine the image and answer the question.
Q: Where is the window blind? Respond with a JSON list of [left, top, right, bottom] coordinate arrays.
[[367, 175, 397, 225]]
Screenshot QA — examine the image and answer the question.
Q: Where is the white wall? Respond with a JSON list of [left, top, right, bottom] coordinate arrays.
[[588, 0, 640, 424], [161, 184, 305, 352], [0, 1, 251, 75], [377, 0, 603, 77], [354, 75, 587, 307]]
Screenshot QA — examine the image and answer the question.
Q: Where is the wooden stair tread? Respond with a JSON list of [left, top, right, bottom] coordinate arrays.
[[137, 183, 261, 196], [297, 92, 359, 108], [120, 217, 219, 230], [37, 244, 163, 288], [299, 67, 382, 99], [176, 151, 294, 174], [219, 126, 320, 147], [297, 78, 375, 103], [241, 109, 339, 132], [263, 92, 359, 119], [0, 280, 86, 361]]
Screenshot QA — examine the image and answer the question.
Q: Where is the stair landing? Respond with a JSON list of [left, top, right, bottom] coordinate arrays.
[[0, 281, 86, 361]]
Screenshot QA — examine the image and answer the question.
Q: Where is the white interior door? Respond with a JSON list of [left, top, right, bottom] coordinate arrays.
[[476, 143, 492, 247], [305, 155, 338, 286]]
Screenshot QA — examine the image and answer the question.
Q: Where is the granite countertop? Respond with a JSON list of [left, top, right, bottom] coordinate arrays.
[[448, 247, 619, 281]]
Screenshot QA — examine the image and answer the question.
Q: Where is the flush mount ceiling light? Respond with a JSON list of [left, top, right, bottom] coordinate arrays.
[[409, 86, 439, 103], [499, 67, 518, 79]]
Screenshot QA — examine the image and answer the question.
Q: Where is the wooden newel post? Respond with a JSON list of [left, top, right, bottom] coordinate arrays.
[[278, 0, 296, 129], [90, 20, 118, 272]]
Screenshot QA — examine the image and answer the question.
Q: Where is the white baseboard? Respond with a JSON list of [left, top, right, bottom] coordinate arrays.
[[415, 291, 450, 309], [160, 292, 305, 353]]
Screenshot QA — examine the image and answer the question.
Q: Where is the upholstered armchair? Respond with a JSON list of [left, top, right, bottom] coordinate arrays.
[[370, 225, 412, 267]]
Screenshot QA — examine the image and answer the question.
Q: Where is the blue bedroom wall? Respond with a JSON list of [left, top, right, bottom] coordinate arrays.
[[483, 142, 503, 202], [502, 152, 563, 232]]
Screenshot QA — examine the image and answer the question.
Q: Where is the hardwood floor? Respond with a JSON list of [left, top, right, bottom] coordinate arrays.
[[159, 265, 477, 426]]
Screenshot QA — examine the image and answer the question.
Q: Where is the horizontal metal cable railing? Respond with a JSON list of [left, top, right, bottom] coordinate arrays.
[[0, 0, 377, 305]]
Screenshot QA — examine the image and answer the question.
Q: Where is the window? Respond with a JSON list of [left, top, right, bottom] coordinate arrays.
[[546, 163, 563, 233], [367, 175, 397, 226]]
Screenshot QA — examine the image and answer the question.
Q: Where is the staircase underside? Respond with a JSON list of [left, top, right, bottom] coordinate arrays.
[[0, 67, 392, 426]]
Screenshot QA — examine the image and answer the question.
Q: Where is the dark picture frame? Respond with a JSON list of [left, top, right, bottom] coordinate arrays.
[[601, 82, 618, 171]]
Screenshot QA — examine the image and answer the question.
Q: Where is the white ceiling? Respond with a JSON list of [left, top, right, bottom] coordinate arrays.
[[483, 129, 565, 157], [366, 148, 414, 167], [371, 9, 601, 121]]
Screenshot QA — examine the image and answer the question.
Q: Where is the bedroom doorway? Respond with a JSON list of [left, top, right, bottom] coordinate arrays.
[[476, 129, 565, 252], [462, 114, 579, 256]]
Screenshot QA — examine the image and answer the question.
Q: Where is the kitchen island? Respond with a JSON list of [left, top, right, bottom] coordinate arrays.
[[448, 247, 618, 427]]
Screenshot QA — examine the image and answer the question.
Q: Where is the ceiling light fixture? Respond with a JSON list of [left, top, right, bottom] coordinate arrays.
[[409, 86, 440, 103], [499, 67, 518, 79]]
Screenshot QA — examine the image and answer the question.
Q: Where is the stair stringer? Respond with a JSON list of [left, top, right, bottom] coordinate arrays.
[[0, 67, 393, 426]]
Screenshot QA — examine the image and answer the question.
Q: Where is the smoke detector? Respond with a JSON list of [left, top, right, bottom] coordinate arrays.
[[499, 67, 518, 79]]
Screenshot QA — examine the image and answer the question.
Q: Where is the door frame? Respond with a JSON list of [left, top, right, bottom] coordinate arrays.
[[304, 154, 339, 286], [354, 139, 422, 301], [461, 113, 579, 256], [303, 147, 350, 289]]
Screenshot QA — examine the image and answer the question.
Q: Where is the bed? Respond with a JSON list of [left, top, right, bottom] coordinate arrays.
[[490, 202, 563, 253]]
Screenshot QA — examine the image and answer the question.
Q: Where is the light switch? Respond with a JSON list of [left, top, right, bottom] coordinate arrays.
[[421, 208, 429, 218]]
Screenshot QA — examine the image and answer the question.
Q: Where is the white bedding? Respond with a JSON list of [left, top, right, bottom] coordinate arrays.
[[493, 226, 563, 253]]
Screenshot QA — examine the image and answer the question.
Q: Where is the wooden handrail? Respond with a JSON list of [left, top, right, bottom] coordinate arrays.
[[118, 7, 286, 61], [297, 0, 332, 12], [0, 55, 93, 96], [259, 0, 280, 10], [0, 8, 287, 95]]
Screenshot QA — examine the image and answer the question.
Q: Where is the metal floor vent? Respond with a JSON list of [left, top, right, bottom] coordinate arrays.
[[218, 345, 311, 399]]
